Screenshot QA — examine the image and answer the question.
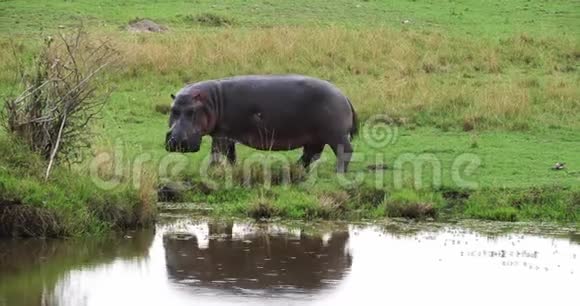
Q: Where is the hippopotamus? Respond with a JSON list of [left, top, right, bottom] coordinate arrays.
[[165, 75, 357, 172]]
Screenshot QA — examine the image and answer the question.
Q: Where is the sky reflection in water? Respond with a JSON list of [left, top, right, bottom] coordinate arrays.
[[1, 219, 578, 306]]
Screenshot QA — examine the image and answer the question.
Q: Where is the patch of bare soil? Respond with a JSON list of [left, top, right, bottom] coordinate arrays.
[[127, 19, 168, 33]]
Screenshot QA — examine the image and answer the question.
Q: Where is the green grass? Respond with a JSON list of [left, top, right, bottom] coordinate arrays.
[[1, 0, 578, 36], [0, 138, 156, 237], [153, 127, 579, 223], [99, 125, 580, 189], [463, 186, 580, 222], [0, 0, 579, 235]]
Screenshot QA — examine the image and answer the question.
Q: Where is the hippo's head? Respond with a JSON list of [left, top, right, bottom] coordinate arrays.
[[165, 90, 214, 153]]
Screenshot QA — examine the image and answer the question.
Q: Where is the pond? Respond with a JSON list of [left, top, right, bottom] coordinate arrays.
[[1, 217, 578, 306]]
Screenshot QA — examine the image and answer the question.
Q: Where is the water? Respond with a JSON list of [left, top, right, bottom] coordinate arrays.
[[1, 217, 578, 306]]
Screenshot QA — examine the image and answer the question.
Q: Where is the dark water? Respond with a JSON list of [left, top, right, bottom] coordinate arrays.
[[1, 218, 578, 306]]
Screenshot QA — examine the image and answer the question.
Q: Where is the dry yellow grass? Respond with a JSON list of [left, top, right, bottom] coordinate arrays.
[[2, 27, 578, 130], [112, 27, 577, 130], [136, 166, 157, 225]]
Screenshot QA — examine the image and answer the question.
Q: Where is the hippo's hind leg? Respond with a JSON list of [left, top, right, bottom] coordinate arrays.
[[298, 143, 325, 170], [211, 137, 236, 165], [328, 134, 353, 173]]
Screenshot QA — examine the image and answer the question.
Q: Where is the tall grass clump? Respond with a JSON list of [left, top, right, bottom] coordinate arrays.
[[384, 189, 441, 219]]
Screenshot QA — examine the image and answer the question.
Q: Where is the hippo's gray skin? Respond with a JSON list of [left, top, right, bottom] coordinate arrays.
[[165, 75, 357, 172]]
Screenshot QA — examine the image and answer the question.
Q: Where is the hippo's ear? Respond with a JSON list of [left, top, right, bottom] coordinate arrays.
[[170, 94, 176, 100]]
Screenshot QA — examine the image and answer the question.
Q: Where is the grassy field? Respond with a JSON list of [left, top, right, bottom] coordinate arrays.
[[1, 0, 578, 36], [0, 0, 579, 236]]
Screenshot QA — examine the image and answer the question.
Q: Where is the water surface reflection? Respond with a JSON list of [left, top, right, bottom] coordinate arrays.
[[163, 221, 351, 294], [0, 219, 578, 306]]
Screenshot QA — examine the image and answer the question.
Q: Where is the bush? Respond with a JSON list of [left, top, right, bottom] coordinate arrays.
[[1, 27, 117, 178]]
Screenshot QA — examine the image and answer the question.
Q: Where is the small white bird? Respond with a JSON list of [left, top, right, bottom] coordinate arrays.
[[552, 162, 565, 170]]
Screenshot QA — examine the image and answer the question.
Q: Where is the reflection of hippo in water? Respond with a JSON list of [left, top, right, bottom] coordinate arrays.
[[163, 222, 352, 292]]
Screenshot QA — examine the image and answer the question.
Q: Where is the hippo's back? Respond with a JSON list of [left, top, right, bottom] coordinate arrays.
[[218, 75, 344, 105], [190, 75, 355, 150]]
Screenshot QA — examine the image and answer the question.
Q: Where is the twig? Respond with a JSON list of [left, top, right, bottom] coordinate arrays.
[[52, 62, 110, 105], [13, 80, 53, 104], [45, 111, 67, 180]]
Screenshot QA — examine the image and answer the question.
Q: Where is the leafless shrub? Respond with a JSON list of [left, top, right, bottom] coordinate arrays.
[[1, 27, 118, 179]]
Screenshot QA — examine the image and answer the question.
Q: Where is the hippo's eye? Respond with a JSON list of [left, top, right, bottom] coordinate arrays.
[[171, 109, 180, 117]]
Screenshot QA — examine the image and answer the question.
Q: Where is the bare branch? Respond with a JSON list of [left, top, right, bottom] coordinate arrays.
[[45, 111, 66, 180], [2, 26, 118, 176]]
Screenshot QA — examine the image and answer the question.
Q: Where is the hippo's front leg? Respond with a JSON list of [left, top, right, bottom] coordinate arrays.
[[210, 137, 236, 165]]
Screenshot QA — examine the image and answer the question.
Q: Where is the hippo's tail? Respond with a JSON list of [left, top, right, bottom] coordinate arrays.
[[348, 98, 358, 140]]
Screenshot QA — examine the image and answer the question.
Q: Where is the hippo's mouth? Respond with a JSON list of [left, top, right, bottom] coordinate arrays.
[[165, 141, 200, 153], [166, 145, 200, 153], [165, 134, 200, 153]]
